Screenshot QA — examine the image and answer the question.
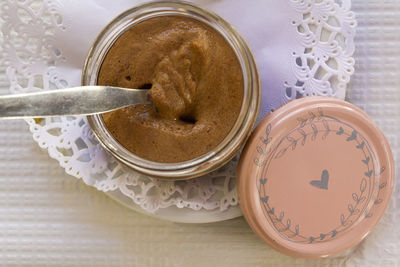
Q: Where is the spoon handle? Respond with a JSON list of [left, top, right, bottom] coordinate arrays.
[[0, 86, 150, 119]]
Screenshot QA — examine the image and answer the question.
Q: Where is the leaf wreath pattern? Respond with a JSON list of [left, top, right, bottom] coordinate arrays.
[[256, 108, 379, 244]]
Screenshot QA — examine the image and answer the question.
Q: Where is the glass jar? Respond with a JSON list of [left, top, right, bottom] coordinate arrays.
[[82, 1, 261, 180]]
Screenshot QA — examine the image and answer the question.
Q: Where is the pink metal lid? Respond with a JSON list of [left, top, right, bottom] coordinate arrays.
[[238, 97, 394, 258]]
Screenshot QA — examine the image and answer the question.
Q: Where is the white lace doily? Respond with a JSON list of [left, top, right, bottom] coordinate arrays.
[[1, 0, 356, 222]]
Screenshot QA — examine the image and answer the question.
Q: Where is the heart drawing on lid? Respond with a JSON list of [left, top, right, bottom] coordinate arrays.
[[310, 170, 330, 190]]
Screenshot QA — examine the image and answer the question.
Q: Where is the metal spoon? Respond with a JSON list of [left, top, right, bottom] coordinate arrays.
[[0, 86, 151, 119]]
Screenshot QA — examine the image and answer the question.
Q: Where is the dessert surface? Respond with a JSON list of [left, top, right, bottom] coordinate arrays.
[[98, 16, 244, 162]]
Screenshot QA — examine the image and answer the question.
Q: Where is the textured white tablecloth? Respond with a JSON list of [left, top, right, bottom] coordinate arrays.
[[0, 0, 399, 266]]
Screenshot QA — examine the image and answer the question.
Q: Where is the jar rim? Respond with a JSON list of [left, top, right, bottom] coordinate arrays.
[[82, 1, 261, 179]]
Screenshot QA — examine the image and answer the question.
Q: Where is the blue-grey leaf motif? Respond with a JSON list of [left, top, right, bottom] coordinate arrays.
[[340, 214, 346, 225], [292, 140, 297, 150], [346, 130, 357, 141], [268, 208, 275, 214], [348, 204, 354, 214], [322, 120, 329, 131], [352, 193, 359, 202], [362, 157, 370, 165], [254, 158, 265, 167], [309, 237, 315, 243], [336, 127, 344, 135], [310, 122, 318, 141], [302, 136, 307, 145], [287, 136, 297, 150], [278, 211, 284, 221], [320, 233, 326, 240], [379, 182, 387, 189], [298, 118, 307, 128], [297, 128, 306, 136], [260, 196, 269, 203], [356, 141, 365, 149], [265, 123, 272, 137], [309, 112, 316, 121], [260, 178, 267, 185], [378, 166, 386, 176], [331, 230, 338, 238], [322, 120, 330, 139], [275, 148, 288, 159], [318, 107, 324, 117], [297, 129, 307, 145], [260, 136, 271, 145], [360, 178, 367, 193], [365, 170, 373, 178]]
